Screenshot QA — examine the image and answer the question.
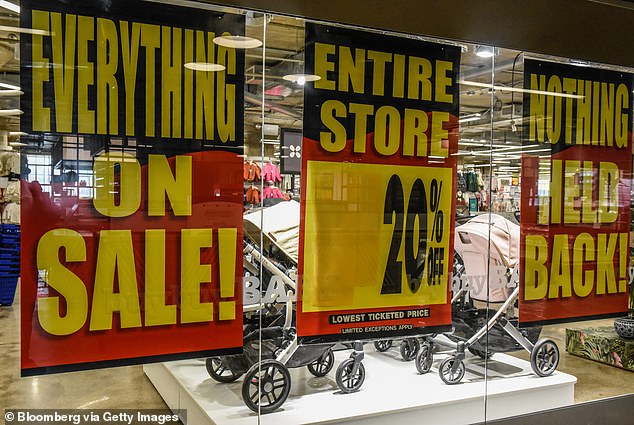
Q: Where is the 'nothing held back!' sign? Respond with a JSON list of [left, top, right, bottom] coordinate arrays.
[[519, 58, 633, 325]]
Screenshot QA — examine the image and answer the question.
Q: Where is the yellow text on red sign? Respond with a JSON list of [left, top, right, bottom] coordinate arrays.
[[528, 73, 630, 147], [538, 160, 620, 225], [524, 232, 628, 300], [36, 153, 237, 336]]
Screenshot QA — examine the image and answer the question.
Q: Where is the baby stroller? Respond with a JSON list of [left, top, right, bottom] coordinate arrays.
[[415, 214, 559, 384], [205, 201, 366, 413]]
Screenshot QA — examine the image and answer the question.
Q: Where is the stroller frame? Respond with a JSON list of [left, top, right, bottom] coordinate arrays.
[[207, 238, 366, 414], [415, 286, 560, 384]]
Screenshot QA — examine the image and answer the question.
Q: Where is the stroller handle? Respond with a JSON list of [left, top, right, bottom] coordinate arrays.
[[284, 290, 293, 330], [244, 242, 297, 291]]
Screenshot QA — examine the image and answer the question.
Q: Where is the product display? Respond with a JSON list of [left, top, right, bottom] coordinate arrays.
[[210, 201, 366, 413], [262, 162, 282, 183], [372, 215, 559, 383]]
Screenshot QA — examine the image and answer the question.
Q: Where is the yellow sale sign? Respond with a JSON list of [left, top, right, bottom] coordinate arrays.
[[302, 161, 452, 312]]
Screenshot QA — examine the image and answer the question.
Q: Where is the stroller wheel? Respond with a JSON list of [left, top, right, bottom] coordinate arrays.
[[307, 349, 335, 377], [241, 360, 291, 414], [336, 358, 366, 393], [206, 357, 242, 383], [530, 339, 559, 377], [374, 340, 393, 352], [439, 357, 465, 385], [400, 338, 420, 361], [415, 342, 434, 374]]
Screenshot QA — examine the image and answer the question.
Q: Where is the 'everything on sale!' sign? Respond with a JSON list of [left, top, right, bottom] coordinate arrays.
[[519, 59, 633, 325], [297, 23, 461, 343], [20, 0, 245, 375]]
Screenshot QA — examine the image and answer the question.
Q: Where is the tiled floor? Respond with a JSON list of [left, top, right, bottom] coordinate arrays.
[[2, 285, 634, 417]]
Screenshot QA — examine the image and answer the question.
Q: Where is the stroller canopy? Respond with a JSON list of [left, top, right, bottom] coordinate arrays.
[[244, 200, 300, 264], [454, 214, 520, 302]]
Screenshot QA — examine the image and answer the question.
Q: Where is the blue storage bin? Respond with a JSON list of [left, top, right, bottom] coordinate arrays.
[[0, 276, 18, 305]]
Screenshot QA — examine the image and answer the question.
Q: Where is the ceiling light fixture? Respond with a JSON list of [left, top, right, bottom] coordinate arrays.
[[0, 1, 19, 14], [460, 80, 585, 99], [282, 74, 321, 85], [475, 45, 496, 58], [0, 109, 23, 116], [9, 142, 27, 147], [8, 131, 27, 137], [0, 24, 49, 36], [0, 89, 22, 97], [458, 115, 481, 124], [0, 82, 20, 91], [184, 62, 225, 72], [213, 35, 262, 49]]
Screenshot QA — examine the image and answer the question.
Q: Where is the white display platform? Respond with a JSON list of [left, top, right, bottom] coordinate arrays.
[[144, 348, 576, 425]]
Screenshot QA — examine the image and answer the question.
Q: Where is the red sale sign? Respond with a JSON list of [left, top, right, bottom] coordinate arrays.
[[297, 23, 461, 344], [21, 151, 245, 375], [519, 59, 633, 325], [20, 0, 246, 375]]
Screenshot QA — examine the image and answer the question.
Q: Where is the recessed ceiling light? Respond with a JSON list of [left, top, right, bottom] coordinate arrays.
[[184, 62, 225, 72], [282, 74, 321, 85], [213, 35, 262, 49]]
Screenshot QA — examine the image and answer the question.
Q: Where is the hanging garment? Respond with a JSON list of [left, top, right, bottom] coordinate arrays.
[[263, 185, 283, 199], [243, 162, 261, 182], [1, 202, 20, 224], [457, 172, 467, 192], [262, 162, 282, 182], [466, 172, 479, 192], [4, 180, 19, 203], [0, 152, 20, 175], [246, 186, 261, 204]]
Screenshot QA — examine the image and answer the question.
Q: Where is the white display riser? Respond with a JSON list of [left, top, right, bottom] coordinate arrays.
[[144, 349, 576, 425]]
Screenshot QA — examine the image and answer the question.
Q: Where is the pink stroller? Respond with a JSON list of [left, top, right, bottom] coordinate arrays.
[[415, 214, 559, 384]]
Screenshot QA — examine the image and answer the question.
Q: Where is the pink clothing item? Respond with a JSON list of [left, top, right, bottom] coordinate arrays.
[[262, 162, 282, 182], [263, 186, 284, 199]]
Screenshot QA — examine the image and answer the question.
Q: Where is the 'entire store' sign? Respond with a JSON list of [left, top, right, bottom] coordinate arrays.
[[297, 23, 461, 343]]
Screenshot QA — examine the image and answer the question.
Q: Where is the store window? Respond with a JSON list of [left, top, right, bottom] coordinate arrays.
[[25, 153, 51, 191], [4, 0, 634, 424]]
